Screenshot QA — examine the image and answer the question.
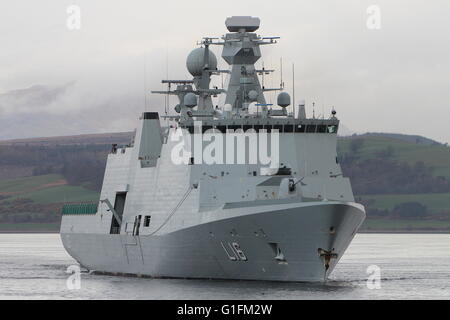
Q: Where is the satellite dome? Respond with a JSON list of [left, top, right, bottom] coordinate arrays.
[[186, 48, 217, 77], [277, 92, 291, 108], [184, 92, 197, 108]]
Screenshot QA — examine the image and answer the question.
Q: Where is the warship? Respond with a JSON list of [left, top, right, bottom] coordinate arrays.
[[60, 16, 365, 282]]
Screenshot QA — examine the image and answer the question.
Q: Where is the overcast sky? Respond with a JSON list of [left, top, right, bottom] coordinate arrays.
[[0, 0, 449, 143]]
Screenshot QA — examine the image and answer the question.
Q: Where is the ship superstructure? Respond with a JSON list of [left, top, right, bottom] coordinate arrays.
[[60, 16, 365, 281]]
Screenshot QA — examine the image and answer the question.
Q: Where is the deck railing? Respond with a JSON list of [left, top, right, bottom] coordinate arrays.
[[61, 203, 98, 215]]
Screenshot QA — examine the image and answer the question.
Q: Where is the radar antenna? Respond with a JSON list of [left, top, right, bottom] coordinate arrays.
[[280, 58, 284, 89], [292, 63, 295, 115]]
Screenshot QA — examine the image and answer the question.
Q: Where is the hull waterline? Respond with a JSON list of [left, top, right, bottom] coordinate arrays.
[[61, 202, 365, 282]]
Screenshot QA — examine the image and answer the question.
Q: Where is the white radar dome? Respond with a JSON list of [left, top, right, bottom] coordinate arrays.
[[186, 48, 218, 77]]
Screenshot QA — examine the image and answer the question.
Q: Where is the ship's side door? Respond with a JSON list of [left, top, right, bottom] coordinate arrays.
[[110, 192, 127, 234]]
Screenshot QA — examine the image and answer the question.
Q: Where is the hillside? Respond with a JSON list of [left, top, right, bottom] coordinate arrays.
[[0, 174, 99, 230], [0, 131, 449, 232], [0, 174, 99, 204], [338, 135, 450, 179], [358, 132, 445, 146], [338, 134, 450, 231]]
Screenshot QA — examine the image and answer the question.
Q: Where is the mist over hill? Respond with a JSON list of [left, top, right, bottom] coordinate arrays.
[[0, 84, 145, 140]]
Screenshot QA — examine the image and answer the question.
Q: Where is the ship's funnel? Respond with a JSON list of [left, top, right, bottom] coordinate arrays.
[[138, 112, 162, 168], [297, 99, 306, 119]]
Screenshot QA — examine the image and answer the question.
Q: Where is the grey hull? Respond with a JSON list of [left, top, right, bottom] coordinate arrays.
[[61, 202, 365, 282]]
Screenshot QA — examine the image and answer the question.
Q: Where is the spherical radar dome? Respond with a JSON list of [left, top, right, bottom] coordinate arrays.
[[277, 92, 291, 108], [186, 48, 218, 77]]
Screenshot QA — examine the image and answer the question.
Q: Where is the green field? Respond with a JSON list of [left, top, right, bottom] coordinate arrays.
[[4, 185, 100, 204], [0, 174, 99, 204], [0, 174, 63, 193], [338, 135, 450, 179], [360, 193, 450, 214]]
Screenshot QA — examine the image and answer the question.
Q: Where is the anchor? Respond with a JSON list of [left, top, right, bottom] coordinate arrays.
[[318, 248, 338, 280]]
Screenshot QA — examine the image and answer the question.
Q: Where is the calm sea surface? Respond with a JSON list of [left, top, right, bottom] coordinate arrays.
[[0, 233, 449, 300]]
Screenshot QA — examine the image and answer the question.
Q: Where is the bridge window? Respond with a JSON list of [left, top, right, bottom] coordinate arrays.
[[144, 215, 151, 227], [275, 167, 292, 175], [254, 125, 264, 132], [327, 125, 338, 133], [284, 125, 294, 132], [317, 125, 327, 133], [295, 125, 305, 132], [273, 125, 283, 132], [306, 125, 316, 133], [202, 125, 213, 133], [227, 125, 242, 131], [215, 126, 226, 133]]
